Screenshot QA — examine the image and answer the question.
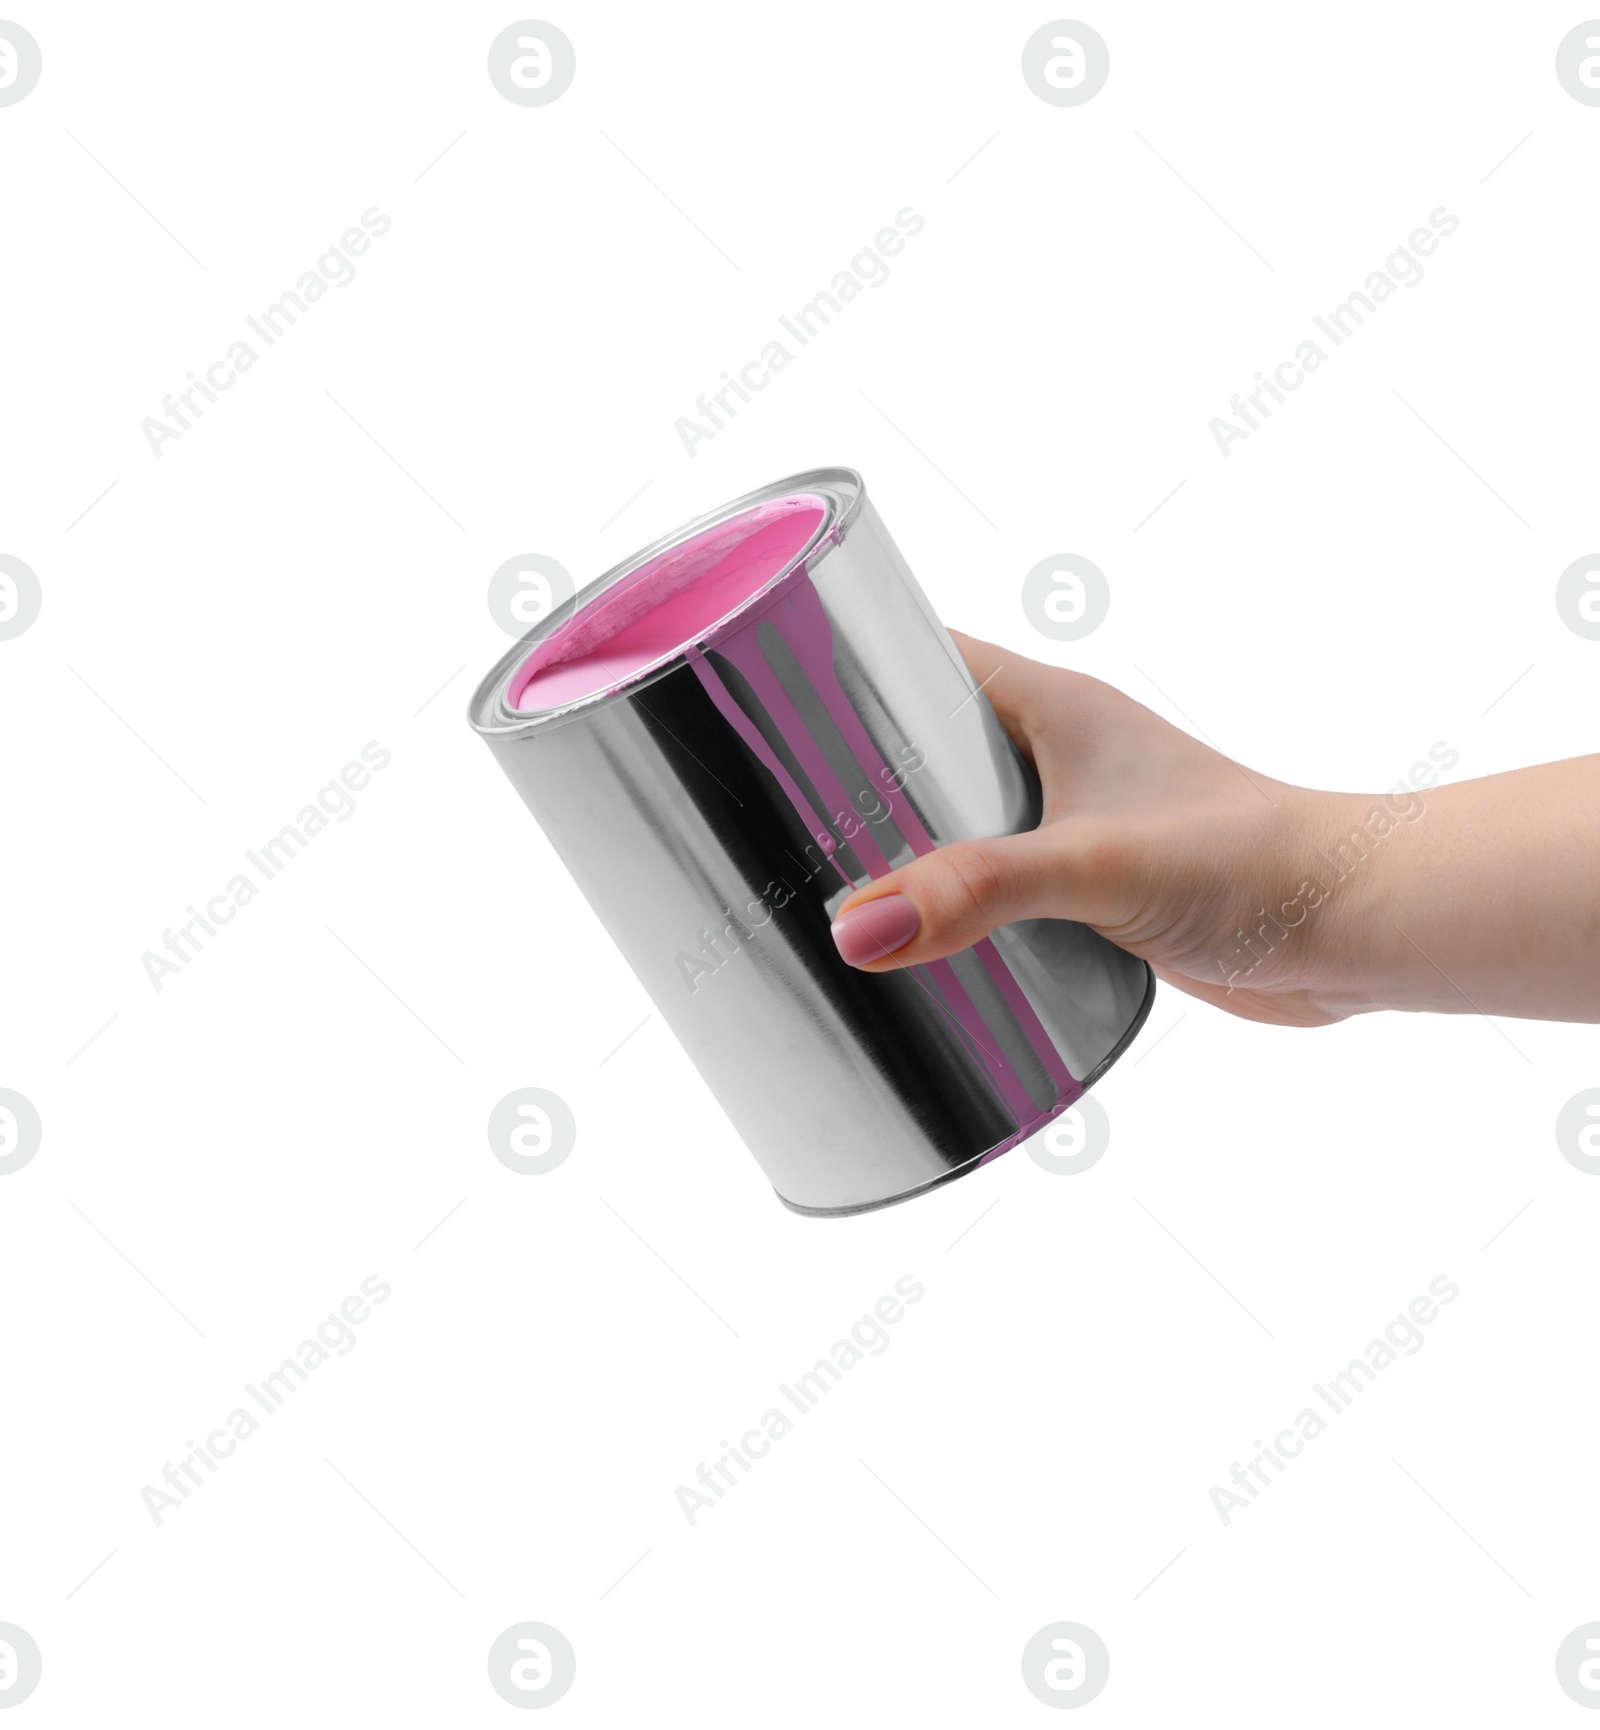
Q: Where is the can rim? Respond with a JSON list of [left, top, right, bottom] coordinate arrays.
[[467, 466, 865, 738]]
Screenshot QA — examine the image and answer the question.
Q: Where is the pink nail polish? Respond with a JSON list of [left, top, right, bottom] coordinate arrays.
[[831, 894, 921, 967]]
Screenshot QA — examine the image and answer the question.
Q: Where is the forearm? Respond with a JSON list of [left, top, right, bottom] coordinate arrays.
[[1303, 757, 1600, 1023]]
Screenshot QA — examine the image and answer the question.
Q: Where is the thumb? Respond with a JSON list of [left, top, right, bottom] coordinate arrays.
[[830, 829, 1080, 970]]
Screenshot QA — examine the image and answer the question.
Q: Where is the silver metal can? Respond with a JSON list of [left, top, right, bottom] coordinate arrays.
[[468, 468, 1152, 1214]]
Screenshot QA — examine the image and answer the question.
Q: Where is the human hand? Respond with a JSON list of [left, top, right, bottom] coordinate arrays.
[[827, 633, 1600, 1027]]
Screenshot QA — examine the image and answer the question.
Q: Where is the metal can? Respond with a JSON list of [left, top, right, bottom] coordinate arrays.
[[468, 468, 1152, 1214]]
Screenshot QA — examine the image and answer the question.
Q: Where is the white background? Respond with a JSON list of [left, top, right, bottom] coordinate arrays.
[[3, 0, 1598, 1721]]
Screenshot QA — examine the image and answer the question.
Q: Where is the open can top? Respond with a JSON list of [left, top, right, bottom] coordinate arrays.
[[469, 468, 865, 740]]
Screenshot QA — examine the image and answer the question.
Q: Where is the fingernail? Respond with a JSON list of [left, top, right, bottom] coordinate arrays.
[[830, 894, 921, 967]]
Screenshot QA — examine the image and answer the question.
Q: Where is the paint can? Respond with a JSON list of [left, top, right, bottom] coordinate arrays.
[[468, 469, 1152, 1214]]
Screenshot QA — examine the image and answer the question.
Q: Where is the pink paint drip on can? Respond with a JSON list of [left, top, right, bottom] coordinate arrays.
[[469, 469, 1152, 1214]]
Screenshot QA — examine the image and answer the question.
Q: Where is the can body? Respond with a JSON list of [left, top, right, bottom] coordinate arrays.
[[469, 468, 1152, 1214]]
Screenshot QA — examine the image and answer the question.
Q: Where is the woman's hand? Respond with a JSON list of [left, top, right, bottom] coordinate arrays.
[[828, 632, 1600, 1027]]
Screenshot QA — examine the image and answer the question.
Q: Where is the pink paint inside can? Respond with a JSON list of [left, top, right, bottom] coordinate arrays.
[[509, 494, 828, 711]]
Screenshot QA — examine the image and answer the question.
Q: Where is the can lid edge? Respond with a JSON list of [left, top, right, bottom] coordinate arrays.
[[466, 466, 865, 739]]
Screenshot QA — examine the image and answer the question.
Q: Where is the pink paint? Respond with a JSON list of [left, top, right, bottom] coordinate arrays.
[[694, 586, 1069, 1125], [713, 577, 1078, 1103], [510, 495, 829, 711]]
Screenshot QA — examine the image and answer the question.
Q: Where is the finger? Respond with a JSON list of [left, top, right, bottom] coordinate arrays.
[[946, 630, 1050, 758], [830, 828, 1089, 970], [946, 632, 1122, 786]]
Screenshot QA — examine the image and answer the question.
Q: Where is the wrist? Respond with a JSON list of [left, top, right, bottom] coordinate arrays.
[[1286, 784, 1431, 1016]]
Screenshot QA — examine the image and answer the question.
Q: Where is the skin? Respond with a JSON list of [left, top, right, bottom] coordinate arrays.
[[831, 632, 1600, 1027]]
